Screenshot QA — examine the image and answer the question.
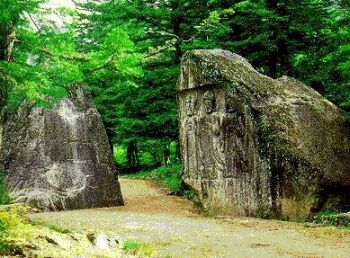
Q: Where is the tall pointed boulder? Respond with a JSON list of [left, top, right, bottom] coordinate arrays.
[[0, 86, 123, 210]]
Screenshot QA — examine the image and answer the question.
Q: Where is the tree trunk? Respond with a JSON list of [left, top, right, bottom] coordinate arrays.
[[162, 145, 171, 166], [0, 24, 16, 117], [0, 24, 16, 62], [171, 2, 182, 64], [103, 123, 116, 154], [266, 0, 290, 78], [126, 141, 138, 168]]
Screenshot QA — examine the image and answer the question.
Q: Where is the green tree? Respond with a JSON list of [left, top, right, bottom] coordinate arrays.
[[80, 26, 143, 148], [318, 1, 350, 116], [76, 0, 216, 167], [0, 0, 85, 111], [207, 0, 350, 116], [0, 0, 42, 110]]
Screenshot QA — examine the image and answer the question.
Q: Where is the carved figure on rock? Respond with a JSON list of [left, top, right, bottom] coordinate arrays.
[[178, 49, 350, 221], [183, 94, 199, 178], [223, 90, 247, 178], [198, 91, 225, 180]]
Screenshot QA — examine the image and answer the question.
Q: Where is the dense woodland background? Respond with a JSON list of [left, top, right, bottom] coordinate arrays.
[[0, 0, 349, 171]]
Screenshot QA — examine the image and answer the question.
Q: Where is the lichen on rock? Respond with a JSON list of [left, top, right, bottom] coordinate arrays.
[[178, 49, 350, 221]]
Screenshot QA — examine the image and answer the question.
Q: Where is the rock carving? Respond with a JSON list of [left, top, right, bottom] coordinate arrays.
[[178, 49, 350, 221]]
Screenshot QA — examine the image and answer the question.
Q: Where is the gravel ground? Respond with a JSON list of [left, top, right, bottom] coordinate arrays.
[[29, 179, 350, 258]]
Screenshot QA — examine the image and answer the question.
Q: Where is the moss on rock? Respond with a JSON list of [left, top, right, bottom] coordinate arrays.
[[178, 49, 350, 221]]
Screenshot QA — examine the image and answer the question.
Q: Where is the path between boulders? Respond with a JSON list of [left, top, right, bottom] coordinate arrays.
[[30, 179, 350, 258]]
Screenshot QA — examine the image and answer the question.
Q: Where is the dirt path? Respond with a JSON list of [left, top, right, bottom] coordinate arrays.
[[30, 179, 350, 258]]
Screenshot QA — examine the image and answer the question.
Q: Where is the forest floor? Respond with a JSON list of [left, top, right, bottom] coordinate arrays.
[[29, 178, 350, 258]]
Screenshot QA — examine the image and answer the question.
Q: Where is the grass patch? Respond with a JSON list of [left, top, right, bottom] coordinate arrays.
[[312, 209, 350, 227], [42, 223, 70, 234], [0, 205, 70, 255], [0, 205, 30, 255], [314, 210, 337, 218], [30, 219, 70, 234], [121, 163, 198, 204], [0, 218, 11, 253], [0, 170, 10, 205], [122, 240, 154, 257], [122, 164, 182, 191]]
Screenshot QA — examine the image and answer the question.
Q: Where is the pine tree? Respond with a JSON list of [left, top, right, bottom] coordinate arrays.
[[76, 0, 216, 166]]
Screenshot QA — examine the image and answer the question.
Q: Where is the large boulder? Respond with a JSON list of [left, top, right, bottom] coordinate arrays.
[[0, 86, 123, 210], [178, 49, 350, 221]]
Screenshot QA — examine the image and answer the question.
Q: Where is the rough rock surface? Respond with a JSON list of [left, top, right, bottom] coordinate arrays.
[[0, 86, 123, 210], [178, 49, 350, 221], [0, 70, 12, 153]]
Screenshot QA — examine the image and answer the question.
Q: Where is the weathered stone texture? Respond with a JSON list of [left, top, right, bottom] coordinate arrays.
[[178, 49, 350, 221], [0, 70, 12, 151], [0, 86, 123, 210]]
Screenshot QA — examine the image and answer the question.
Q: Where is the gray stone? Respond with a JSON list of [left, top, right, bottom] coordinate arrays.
[[0, 86, 123, 210], [93, 233, 110, 250], [178, 49, 350, 221], [45, 235, 72, 249]]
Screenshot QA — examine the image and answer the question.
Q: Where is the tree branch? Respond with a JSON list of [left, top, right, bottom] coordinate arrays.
[[42, 48, 89, 62], [86, 51, 116, 74], [25, 11, 42, 33]]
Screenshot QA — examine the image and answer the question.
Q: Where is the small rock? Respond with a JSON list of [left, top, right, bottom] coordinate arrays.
[[45, 235, 72, 249], [70, 232, 83, 242], [117, 238, 125, 248], [109, 234, 124, 248], [45, 236, 58, 245]]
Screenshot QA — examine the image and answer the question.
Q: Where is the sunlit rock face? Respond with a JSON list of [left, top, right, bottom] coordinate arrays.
[[178, 49, 350, 221], [0, 86, 123, 210]]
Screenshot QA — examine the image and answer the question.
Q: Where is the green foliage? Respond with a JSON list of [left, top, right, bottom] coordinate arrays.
[[155, 165, 182, 191], [76, 0, 215, 156], [209, 0, 350, 117], [30, 217, 71, 234], [123, 164, 182, 191], [42, 223, 70, 234], [123, 240, 138, 250], [114, 145, 128, 167], [0, 0, 349, 178], [312, 210, 350, 227], [0, 0, 42, 28], [320, 4, 350, 115], [0, 205, 73, 255], [0, 171, 10, 205], [0, 1, 84, 112], [83, 28, 143, 141], [114, 140, 179, 170], [0, 218, 10, 253], [75, 0, 350, 162], [122, 240, 154, 257], [139, 151, 155, 167], [0, 205, 27, 255]]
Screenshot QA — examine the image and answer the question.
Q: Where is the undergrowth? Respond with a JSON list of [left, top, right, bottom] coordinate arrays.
[[122, 240, 154, 257], [0, 170, 10, 205], [312, 209, 350, 228], [0, 205, 29, 255], [30, 219, 71, 234], [122, 164, 182, 191], [121, 163, 196, 200], [124, 164, 199, 206], [0, 204, 70, 256]]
